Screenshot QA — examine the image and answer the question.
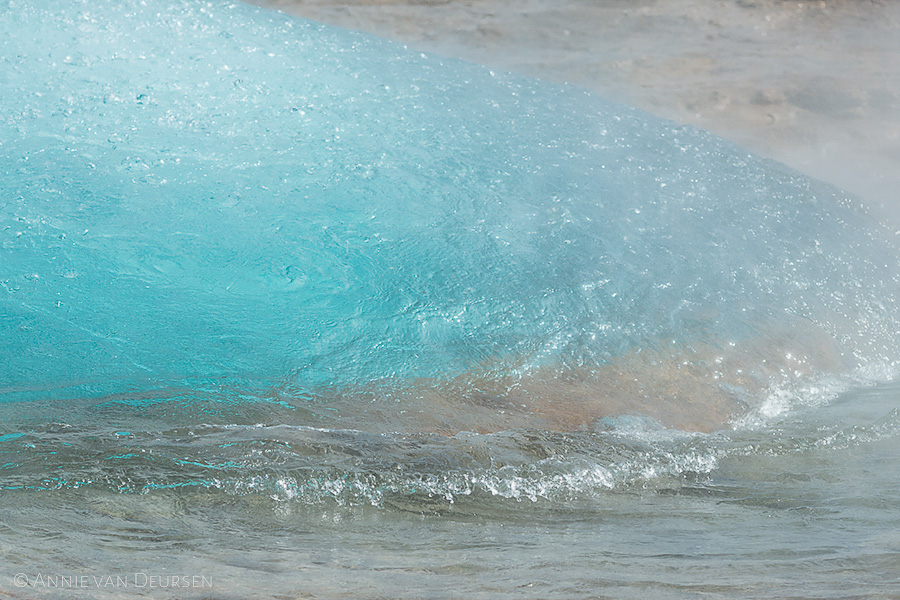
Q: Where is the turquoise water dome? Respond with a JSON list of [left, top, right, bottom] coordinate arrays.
[[2, 0, 898, 430]]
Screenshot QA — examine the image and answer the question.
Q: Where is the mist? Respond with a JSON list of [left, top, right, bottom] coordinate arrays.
[[252, 0, 900, 221]]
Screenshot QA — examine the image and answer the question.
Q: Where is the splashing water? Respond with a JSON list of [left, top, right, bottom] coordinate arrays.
[[1, 2, 899, 598]]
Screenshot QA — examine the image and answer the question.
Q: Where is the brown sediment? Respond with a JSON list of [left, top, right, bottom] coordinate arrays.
[[20, 320, 844, 439], [329, 319, 847, 436], [34, 323, 845, 438]]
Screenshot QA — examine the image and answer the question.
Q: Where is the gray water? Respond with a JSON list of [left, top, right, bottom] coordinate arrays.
[[2, 378, 898, 598]]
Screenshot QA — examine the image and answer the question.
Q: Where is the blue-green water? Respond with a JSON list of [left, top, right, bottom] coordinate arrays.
[[1, 1, 899, 597]]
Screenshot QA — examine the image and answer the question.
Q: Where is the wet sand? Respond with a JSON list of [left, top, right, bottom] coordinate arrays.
[[250, 0, 900, 216]]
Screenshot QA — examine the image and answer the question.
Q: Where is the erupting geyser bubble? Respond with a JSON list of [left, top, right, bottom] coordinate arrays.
[[2, 6, 900, 598], [2, 0, 899, 433]]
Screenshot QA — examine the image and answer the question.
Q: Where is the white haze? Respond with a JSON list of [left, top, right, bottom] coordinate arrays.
[[253, 0, 900, 222]]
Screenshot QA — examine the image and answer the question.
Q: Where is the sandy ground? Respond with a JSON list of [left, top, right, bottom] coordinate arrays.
[[249, 0, 900, 219]]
